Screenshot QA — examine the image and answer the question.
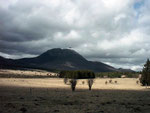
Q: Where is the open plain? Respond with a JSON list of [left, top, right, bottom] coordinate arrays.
[[0, 69, 150, 113]]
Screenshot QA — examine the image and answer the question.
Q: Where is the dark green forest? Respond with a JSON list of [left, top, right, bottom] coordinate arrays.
[[59, 70, 140, 79], [59, 70, 95, 79], [140, 59, 150, 86]]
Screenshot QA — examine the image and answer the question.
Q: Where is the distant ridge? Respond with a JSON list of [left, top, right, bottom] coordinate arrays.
[[0, 48, 134, 72], [118, 68, 134, 72]]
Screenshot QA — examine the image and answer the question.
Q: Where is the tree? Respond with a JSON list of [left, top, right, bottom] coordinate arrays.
[[59, 70, 95, 79], [140, 59, 150, 86], [64, 77, 68, 85], [69, 79, 77, 91], [87, 79, 94, 90]]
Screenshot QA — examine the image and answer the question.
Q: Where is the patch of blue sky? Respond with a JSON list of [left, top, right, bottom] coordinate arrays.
[[133, 0, 145, 19], [134, 0, 144, 10]]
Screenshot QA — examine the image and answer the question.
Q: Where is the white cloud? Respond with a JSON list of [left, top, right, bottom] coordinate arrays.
[[102, 0, 131, 11], [114, 14, 126, 22], [0, 0, 149, 71]]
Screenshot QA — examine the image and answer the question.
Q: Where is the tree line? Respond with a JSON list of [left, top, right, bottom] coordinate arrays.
[[59, 70, 95, 79], [96, 72, 140, 78]]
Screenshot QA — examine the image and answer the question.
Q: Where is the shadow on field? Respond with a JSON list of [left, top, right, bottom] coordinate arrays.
[[0, 86, 150, 113]]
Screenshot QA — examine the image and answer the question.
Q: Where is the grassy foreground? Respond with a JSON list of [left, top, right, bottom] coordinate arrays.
[[0, 86, 150, 113]]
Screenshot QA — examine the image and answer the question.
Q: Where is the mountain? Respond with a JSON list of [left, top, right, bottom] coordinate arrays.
[[0, 48, 132, 72], [0, 56, 17, 69]]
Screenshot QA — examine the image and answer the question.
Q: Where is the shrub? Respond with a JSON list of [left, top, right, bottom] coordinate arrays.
[[64, 78, 68, 85], [136, 80, 139, 84], [82, 81, 85, 85], [109, 80, 112, 83], [87, 79, 94, 90], [69, 79, 77, 91]]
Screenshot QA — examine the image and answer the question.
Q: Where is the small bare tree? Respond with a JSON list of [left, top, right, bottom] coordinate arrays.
[[64, 78, 68, 85], [87, 79, 94, 90], [109, 80, 112, 83], [70, 79, 77, 91], [114, 81, 117, 84], [136, 80, 139, 84], [82, 81, 85, 85]]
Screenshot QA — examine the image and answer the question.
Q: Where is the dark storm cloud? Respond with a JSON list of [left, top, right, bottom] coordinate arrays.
[[0, 0, 150, 70]]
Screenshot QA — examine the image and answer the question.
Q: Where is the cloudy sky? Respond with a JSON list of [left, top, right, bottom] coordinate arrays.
[[0, 0, 149, 71]]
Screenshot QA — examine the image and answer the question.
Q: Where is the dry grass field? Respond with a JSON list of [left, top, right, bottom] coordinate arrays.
[[0, 69, 58, 78], [0, 69, 150, 113]]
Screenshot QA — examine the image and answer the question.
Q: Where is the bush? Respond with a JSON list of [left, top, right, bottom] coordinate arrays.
[[69, 79, 77, 91], [82, 81, 85, 85], [64, 78, 68, 85], [87, 79, 94, 90]]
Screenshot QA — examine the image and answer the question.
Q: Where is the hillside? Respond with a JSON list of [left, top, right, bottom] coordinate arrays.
[[0, 48, 129, 72]]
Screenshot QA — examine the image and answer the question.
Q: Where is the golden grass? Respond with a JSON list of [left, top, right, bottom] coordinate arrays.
[[0, 69, 57, 77], [0, 69, 150, 113], [0, 78, 145, 90]]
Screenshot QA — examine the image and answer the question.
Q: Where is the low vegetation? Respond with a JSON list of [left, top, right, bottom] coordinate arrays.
[[87, 79, 94, 90], [0, 74, 56, 78], [96, 72, 140, 78], [69, 79, 77, 91], [0, 69, 58, 78]]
